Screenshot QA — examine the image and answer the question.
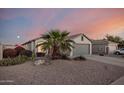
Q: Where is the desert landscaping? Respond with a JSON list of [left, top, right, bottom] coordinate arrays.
[[0, 59, 124, 85]]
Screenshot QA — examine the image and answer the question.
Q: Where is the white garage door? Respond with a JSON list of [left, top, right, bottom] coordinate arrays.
[[73, 44, 90, 56]]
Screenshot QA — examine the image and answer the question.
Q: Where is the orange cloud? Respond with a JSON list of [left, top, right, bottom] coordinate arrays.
[[57, 9, 124, 39], [88, 15, 124, 39]]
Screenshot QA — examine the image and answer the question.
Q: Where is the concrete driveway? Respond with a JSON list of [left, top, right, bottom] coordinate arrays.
[[84, 55, 124, 67]]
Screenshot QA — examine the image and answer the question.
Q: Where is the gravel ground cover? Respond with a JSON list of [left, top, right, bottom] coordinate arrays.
[[0, 60, 124, 85]]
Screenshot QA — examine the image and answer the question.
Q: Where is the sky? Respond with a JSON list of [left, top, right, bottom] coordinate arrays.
[[0, 8, 124, 44]]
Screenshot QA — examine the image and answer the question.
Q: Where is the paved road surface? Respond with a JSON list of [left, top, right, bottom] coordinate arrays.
[[84, 55, 124, 67]]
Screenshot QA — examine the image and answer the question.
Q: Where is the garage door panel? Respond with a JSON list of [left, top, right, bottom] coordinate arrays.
[[73, 44, 90, 56]]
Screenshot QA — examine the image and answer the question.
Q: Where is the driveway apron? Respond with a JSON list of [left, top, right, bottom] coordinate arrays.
[[84, 55, 124, 67]]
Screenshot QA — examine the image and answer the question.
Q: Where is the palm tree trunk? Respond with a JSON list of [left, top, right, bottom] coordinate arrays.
[[52, 45, 59, 59]]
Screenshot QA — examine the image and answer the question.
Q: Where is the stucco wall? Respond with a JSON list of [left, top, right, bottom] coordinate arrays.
[[22, 38, 45, 53], [108, 44, 118, 54], [0, 44, 3, 60], [71, 34, 92, 56], [72, 35, 92, 44], [24, 43, 32, 51], [35, 38, 45, 52], [31, 41, 35, 52]]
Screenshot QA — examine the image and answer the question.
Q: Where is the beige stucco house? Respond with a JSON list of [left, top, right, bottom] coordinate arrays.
[[92, 40, 118, 54], [69, 34, 92, 57], [22, 33, 92, 57], [1, 34, 118, 60]]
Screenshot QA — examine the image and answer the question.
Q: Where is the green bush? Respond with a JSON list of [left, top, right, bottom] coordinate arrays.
[[20, 50, 32, 57], [60, 54, 70, 60], [0, 55, 30, 66]]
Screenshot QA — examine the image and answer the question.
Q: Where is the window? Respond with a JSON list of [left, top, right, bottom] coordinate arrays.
[[81, 36, 84, 41]]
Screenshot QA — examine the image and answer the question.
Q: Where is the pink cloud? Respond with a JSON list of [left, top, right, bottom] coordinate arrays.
[[24, 26, 46, 40], [56, 9, 124, 39]]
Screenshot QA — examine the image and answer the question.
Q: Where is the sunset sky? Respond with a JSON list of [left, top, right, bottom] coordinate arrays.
[[0, 8, 124, 44]]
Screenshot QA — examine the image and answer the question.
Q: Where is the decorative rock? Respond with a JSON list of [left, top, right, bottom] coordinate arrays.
[[44, 61, 51, 65], [34, 60, 45, 65]]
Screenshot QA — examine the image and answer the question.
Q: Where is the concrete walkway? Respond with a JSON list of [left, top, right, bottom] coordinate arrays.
[[84, 55, 124, 67]]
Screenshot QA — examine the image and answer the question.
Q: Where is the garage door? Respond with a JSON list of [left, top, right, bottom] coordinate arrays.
[[73, 44, 90, 56]]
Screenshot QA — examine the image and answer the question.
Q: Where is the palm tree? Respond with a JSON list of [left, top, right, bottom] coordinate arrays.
[[36, 29, 75, 59]]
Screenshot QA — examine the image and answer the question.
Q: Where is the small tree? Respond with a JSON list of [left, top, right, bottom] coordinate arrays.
[[118, 40, 124, 48], [106, 34, 122, 43], [106, 34, 124, 48]]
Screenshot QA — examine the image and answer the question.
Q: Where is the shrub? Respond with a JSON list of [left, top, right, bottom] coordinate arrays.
[[15, 46, 25, 56], [0, 55, 30, 66], [3, 48, 17, 58], [73, 56, 86, 61], [99, 53, 104, 56], [20, 50, 32, 57], [61, 54, 70, 60]]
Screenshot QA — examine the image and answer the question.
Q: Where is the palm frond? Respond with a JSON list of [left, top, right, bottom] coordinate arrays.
[[66, 39, 75, 44], [61, 31, 70, 37]]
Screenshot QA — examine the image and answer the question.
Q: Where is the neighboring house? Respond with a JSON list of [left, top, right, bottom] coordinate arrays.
[[92, 40, 118, 54], [22, 33, 92, 57]]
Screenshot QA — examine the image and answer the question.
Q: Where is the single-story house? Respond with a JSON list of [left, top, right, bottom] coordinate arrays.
[[92, 40, 118, 54], [22, 33, 92, 57]]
